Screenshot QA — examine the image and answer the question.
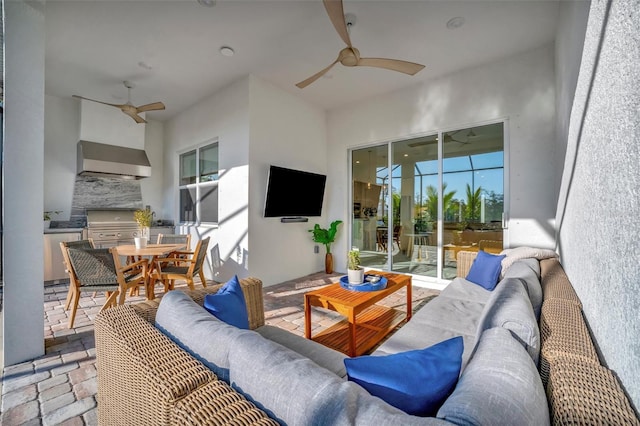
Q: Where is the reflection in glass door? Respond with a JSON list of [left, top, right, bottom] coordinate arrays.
[[351, 122, 504, 281], [390, 134, 439, 278], [351, 146, 389, 270], [441, 123, 504, 279]]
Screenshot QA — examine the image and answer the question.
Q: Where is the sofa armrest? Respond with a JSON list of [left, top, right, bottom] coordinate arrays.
[[183, 277, 266, 329], [95, 303, 277, 426], [456, 251, 477, 277], [94, 304, 217, 425], [131, 277, 266, 330]]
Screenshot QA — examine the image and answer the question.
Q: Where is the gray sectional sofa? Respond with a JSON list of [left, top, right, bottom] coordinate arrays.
[[94, 252, 639, 425]]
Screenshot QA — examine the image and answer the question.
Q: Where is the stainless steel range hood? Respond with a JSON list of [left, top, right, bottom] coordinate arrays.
[[77, 140, 151, 179]]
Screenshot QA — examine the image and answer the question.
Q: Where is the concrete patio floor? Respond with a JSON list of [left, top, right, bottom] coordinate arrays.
[[0, 272, 439, 425]]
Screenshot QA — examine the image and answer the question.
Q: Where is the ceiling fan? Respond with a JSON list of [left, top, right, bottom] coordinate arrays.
[[296, 0, 426, 89], [444, 129, 476, 144], [73, 81, 165, 124]]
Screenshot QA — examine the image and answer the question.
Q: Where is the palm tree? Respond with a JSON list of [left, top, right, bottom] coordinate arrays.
[[425, 183, 457, 220], [391, 193, 402, 225], [465, 184, 483, 221]]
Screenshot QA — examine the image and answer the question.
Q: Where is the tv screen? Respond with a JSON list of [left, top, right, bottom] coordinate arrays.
[[264, 165, 327, 217]]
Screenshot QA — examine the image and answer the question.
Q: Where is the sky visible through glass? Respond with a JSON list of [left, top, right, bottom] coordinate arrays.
[[380, 151, 504, 203]]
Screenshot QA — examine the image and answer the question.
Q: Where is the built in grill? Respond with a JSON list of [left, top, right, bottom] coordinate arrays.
[[85, 209, 143, 248]]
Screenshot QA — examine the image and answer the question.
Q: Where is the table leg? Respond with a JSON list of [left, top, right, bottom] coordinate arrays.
[[406, 280, 412, 322], [348, 310, 357, 357], [304, 295, 311, 339], [146, 255, 158, 300]]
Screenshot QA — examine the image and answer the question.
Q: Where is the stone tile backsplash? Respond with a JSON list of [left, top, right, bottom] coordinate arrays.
[[70, 175, 143, 220]]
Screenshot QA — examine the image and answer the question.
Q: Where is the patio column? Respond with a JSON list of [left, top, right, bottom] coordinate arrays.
[[2, 0, 46, 366]]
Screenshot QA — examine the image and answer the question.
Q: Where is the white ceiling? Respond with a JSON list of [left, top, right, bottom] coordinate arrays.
[[44, 0, 560, 122]]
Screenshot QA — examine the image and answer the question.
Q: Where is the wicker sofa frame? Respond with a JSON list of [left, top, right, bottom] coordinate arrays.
[[95, 261, 639, 425], [457, 251, 639, 425]]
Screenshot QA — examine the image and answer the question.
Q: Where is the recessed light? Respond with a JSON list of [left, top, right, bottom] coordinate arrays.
[[197, 0, 216, 7], [219, 46, 235, 57], [404, 154, 409, 157], [446, 16, 465, 30]]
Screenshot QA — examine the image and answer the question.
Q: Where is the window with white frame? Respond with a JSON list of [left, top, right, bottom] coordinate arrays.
[[178, 141, 219, 224]]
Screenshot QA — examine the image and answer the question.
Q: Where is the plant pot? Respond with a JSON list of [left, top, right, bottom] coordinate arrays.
[[134, 237, 148, 249], [325, 253, 334, 274], [347, 267, 365, 284], [44, 220, 51, 230]]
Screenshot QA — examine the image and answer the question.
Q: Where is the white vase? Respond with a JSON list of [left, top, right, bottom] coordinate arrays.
[[44, 220, 51, 230], [134, 237, 148, 249], [347, 267, 365, 284]]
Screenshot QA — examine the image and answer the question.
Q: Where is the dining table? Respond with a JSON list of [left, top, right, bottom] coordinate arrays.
[[116, 243, 187, 300]]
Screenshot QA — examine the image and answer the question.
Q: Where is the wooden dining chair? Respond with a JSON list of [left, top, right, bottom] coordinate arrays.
[[61, 239, 95, 313], [60, 243, 148, 328], [150, 236, 210, 293], [156, 233, 191, 249]]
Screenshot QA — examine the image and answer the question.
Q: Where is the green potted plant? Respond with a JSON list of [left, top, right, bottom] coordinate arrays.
[[44, 210, 61, 230], [309, 220, 342, 273], [133, 208, 154, 248], [347, 248, 364, 284]]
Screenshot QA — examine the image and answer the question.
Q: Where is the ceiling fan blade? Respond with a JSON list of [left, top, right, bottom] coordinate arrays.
[[296, 59, 340, 89], [121, 108, 147, 124], [323, 0, 352, 47], [72, 95, 125, 108], [136, 102, 166, 113], [357, 57, 425, 75]]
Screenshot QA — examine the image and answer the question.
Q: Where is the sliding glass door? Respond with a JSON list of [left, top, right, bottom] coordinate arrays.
[[351, 122, 505, 281]]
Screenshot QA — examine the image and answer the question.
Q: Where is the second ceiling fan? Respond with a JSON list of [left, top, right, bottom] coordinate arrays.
[[296, 0, 426, 89], [73, 81, 165, 124]]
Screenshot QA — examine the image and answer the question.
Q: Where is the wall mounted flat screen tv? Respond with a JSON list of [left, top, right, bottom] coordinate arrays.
[[264, 165, 326, 217]]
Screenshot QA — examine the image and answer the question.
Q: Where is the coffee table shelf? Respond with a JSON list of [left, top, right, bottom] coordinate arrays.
[[311, 305, 406, 356]]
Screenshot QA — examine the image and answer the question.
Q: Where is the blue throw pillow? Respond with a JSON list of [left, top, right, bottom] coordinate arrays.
[[466, 250, 507, 290], [344, 336, 463, 416], [203, 275, 249, 329]]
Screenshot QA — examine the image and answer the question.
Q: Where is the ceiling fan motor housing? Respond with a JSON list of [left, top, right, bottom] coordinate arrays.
[[339, 47, 360, 67]]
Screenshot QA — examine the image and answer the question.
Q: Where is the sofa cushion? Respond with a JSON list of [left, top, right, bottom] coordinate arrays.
[[439, 277, 492, 304], [500, 246, 557, 278], [373, 294, 484, 369], [437, 327, 550, 426], [502, 259, 543, 319], [227, 328, 449, 426], [475, 277, 540, 364], [203, 275, 249, 329], [344, 336, 463, 416], [466, 250, 506, 290], [255, 325, 348, 378], [155, 290, 253, 382]]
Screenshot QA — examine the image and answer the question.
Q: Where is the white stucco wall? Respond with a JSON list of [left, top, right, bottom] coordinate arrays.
[[164, 76, 327, 286], [556, 0, 640, 408], [163, 77, 251, 283], [79, 100, 146, 150], [44, 95, 80, 220], [3, 0, 46, 366], [326, 45, 558, 272], [248, 76, 328, 286]]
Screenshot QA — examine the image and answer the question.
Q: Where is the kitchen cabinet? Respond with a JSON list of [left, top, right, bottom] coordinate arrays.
[[44, 231, 83, 283]]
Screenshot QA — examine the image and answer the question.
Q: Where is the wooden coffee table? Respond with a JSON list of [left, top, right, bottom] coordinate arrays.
[[304, 271, 412, 357]]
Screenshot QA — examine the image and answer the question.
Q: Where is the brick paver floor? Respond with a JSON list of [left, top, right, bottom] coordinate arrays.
[[1, 272, 439, 425]]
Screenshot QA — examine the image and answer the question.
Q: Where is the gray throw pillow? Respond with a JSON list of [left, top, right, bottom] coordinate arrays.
[[475, 277, 540, 365]]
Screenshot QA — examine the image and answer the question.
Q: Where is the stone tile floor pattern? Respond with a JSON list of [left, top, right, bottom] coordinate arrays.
[[1, 272, 439, 425]]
